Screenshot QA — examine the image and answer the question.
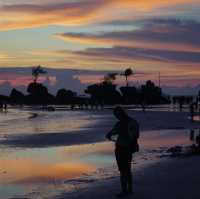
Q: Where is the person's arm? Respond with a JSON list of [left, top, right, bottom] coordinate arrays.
[[106, 122, 120, 140]]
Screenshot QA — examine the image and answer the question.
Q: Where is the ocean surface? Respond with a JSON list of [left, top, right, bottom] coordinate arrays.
[[0, 107, 195, 199]]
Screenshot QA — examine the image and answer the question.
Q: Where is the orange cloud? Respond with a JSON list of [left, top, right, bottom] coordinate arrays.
[[0, 1, 105, 31], [0, 0, 198, 31], [112, 0, 197, 10], [0, 53, 10, 59]]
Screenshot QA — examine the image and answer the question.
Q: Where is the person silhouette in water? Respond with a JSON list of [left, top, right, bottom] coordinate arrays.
[[106, 106, 140, 197]]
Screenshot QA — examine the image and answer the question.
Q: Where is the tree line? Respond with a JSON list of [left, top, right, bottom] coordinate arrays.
[[1, 66, 171, 106]]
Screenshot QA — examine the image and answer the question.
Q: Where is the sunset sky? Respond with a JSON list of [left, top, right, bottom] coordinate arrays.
[[0, 0, 199, 92]]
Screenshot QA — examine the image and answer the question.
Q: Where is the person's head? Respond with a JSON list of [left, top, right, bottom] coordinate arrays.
[[113, 106, 128, 121]]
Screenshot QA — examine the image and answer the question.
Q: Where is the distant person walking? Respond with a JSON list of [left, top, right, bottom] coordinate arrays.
[[106, 106, 140, 197], [190, 103, 194, 122], [0, 101, 3, 111], [4, 103, 7, 111]]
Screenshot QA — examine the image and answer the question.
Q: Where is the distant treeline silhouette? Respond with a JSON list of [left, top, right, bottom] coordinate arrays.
[[0, 66, 199, 107], [0, 80, 170, 106]]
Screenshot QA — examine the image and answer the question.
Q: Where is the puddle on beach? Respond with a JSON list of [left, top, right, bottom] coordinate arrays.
[[0, 129, 193, 199], [0, 142, 115, 199]]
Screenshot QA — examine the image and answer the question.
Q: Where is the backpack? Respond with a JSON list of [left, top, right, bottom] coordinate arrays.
[[128, 119, 140, 153], [131, 139, 139, 153]]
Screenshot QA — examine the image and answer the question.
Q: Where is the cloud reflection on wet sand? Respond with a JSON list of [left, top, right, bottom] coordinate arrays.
[[1, 158, 95, 184]]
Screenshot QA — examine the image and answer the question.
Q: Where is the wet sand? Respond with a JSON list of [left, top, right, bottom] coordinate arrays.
[[63, 156, 200, 199], [1, 128, 194, 199], [1, 108, 200, 199], [1, 110, 199, 148]]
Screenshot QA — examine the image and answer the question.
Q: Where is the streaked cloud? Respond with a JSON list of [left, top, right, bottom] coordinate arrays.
[[56, 19, 200, 53], [0, 0, 199, 31], [0, 0, 105, 31], [0, 0, 199, 91], [57, 46, 200, 67], [0, 52, 10, 59], [53, 19, 200, 80]]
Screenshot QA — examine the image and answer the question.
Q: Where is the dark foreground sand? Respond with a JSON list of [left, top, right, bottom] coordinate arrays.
[[58, 155, 200, 199]]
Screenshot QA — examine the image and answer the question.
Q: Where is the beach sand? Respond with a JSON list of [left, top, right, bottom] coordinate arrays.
[[1, 108, 200, 199], [62, 155, 200, 199]]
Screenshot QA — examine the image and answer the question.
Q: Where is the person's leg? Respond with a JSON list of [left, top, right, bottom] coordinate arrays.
[[127, 153, 133, 193], [127, 170, 133, 193], [115, 148, 129, 197], [117, 170, 132, 197], [120, 171, 128, 193]]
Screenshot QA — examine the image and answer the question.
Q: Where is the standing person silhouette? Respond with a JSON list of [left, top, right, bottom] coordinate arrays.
[[106, 106, 140, 197]]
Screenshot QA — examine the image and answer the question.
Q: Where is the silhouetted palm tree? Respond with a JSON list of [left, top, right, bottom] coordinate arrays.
[[121, 68, 133, 87], [32, 65, 47, 83]]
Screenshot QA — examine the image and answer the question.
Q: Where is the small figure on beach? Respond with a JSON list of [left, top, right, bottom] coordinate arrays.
[[0, 101, 3, 111], [195, 131, 200, 152], [0, 101, 8, 112], [189, 129, 200, 154], [198, 105, 200, 117], [190, 103, 194, 122], [106, 106, 140, 197], [179, 101, 183, 112], [190, 129, 195, 141], [4, 103, 7, 112]]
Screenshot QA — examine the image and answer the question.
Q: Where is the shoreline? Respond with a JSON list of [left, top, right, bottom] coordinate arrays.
[[1, 110, 199, 148]]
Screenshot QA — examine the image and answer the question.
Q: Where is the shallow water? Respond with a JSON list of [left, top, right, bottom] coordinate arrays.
[[0, 131, 192, 199], [0, 107, 194, 199], [0, 108, 104, 137]]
